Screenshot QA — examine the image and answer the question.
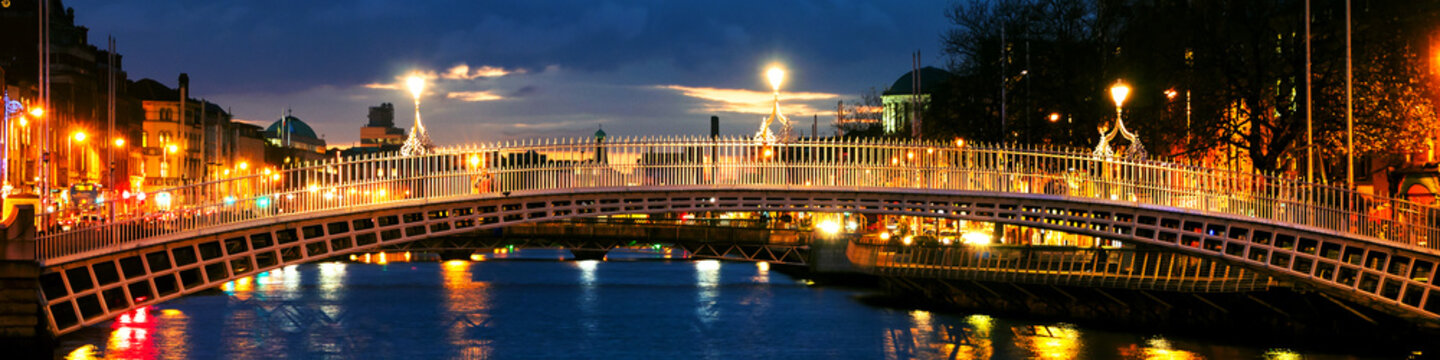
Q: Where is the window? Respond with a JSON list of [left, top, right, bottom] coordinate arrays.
[[141, 131, 148, 147]]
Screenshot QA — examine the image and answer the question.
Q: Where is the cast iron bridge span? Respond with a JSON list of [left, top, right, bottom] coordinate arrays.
[[15, 136, 1440, 336]]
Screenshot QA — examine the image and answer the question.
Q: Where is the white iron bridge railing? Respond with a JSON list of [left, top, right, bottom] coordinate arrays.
[[34, 136, 1440, 263]]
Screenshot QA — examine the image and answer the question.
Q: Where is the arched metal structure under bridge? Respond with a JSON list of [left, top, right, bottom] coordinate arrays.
[[29, 136, 1440, 335]]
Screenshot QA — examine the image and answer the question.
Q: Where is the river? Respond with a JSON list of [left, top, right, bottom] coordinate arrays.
[[53, 250, 1395, 359]]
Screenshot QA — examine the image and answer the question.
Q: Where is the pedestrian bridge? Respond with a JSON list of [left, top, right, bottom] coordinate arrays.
[[20, 136, 1440, 335]]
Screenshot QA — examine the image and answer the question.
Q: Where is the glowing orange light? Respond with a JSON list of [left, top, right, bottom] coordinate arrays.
[[1110, 81, 1131, 108]]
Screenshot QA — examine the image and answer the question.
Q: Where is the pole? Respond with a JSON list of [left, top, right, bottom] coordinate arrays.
[[39, 0, 49, 215], [1345, 0, 1354, 189], [1000, 25, 1007, 143], [1305, 0, 1313, 183]]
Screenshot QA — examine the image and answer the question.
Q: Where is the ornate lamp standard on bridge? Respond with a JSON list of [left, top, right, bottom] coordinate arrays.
[[1110, 81, 1130, 127], [400, 74, 433, 156], [755, 66, 791, 143], [1092, 80, 1145, 161]]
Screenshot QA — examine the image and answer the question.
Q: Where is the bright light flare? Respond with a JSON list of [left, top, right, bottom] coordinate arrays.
[[817, 220, 841, 235], [962, 231, 991, 246], [28, 107, 43, 117], [406, 74, 426, 100], [1110, 81, 1130, 108], [72, 131, 86, 142], [766, 66, 785, 92], [166, 144, 178, 154], [695, 259, 721, 271], [113, 138, 125, 147]]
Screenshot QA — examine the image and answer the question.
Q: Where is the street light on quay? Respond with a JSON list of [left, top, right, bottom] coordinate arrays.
[[1110, 81, 1131, 122], [69, 131, 87, 181]]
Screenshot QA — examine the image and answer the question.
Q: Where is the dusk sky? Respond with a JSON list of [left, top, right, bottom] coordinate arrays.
[[67, 0, 952, 146]]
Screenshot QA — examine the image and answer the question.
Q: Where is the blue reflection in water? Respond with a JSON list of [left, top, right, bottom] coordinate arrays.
[[57, 258, 1395, 359]]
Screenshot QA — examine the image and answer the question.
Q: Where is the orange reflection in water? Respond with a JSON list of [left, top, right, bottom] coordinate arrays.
[[443, 260, 493, 359], [82, 306, 169, 360], [882, 312, 993, 360], [1117, 337, 1204, 360], [1012, 324, 1081, 359]]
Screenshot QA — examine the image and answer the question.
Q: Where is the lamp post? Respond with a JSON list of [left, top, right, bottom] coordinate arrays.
[[400, 74, 433, 156], [755, 66, 789, 142], [164, 143, 178, 179], [69, 131, 86, 183], [1110, 81, 1130, 123]]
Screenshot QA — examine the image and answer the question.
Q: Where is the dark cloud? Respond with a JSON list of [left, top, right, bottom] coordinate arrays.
[[509, 85, 539, 98]]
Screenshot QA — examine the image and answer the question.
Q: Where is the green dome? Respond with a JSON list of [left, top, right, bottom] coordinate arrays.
[[883, 67, 952, 96], [594, 127, 607, 138], [266, 115, 319, 139]]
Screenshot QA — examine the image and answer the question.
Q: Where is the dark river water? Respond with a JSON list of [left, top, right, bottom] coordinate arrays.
[[54, 250, 1396, 359]]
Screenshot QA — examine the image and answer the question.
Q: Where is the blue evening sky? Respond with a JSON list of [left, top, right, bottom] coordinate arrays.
[[67, 0, 953, 146]]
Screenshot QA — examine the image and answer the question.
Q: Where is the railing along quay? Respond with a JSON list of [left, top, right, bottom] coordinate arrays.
[[36, 137, 1440, 262], [846, 241, 1273, 292]]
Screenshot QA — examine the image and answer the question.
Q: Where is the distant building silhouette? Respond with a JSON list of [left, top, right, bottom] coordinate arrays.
[[359, 102, 405, 150], [265, 111, 328, 163], [881, 67, 951, 136]]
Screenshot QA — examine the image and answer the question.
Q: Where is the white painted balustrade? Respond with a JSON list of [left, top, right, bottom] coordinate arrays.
[[35, 137, 1440, 262]]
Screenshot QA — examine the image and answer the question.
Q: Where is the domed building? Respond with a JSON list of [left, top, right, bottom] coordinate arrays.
[[881, 66, 952, 136], [265, 112, 328, 162]]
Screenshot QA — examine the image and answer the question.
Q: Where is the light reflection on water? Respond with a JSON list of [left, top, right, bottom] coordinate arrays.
[[56, 259, 1394, 359]]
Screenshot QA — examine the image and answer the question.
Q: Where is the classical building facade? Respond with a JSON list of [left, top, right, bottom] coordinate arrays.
[[130, 75, 219, 190], [881, 66, 951, 136], [0, 0, 146, 202]]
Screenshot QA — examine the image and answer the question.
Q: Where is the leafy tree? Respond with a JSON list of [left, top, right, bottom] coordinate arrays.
[[836, 87, 886, 138], [932, 0, 1440, 178], [932, 0, 1110, 147]]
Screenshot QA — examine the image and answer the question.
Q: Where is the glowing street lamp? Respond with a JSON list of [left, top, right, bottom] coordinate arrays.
[[406, 75, 425, 102], [755, 65, 791, 142], [237, 161, 249, 171], [400, 73, 434, 156], [162, 143, 179, 178], [1110, 81, 1130, 121], [69, 131, 88, 181], [767, 67, 785, 93], [113, 138, 125, 148], [28, 107, 43, 118]]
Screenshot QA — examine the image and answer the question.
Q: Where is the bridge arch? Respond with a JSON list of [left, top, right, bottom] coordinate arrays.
[[36, 187, 1440, 336], [30, 137, 1440, 335]]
